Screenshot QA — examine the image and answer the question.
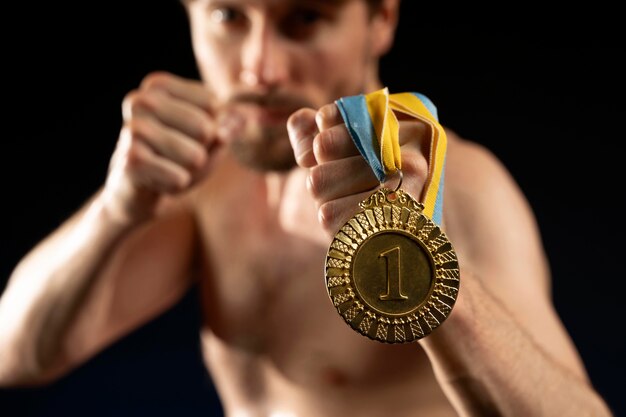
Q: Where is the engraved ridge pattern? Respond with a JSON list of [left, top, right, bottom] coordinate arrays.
[[392, 206, 401, 227], [333, 290, 354, 307], [407, 211, 420, 232], [326, 258, 349, 269], [355, 213, 372, 233], [327, 277, 347, 288], [374, 207, 385, 229], [437, 268, 460, 281], [428, 234, 449, 251], [394, 320, 406, 342], [424, 311, 440, 329], [341, 224, 360, 242], [435, 250, 458, 265], [325, 188, 459, 345], [359, 314, 374, 333], [331, 240, 354, 255], [431, 298, 452, 316], [376, 321, 389, 340], [409, 319, 424, 338], [417, 222, 436, 241], [343, 303, 363, 322], [436, 284, 459, 298]]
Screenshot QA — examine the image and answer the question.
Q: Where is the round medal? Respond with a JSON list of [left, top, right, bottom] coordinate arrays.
[[324, 188, 459, 343]]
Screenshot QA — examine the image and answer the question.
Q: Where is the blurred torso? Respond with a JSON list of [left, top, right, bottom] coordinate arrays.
[[193, 155, 456, 417]]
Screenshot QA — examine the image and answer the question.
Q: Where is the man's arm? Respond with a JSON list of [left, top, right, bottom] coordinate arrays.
[[421, 271, 613, 417], [420, 134, 613, 416], [0, 191, 196, 386], [0, 72, 221, 386]]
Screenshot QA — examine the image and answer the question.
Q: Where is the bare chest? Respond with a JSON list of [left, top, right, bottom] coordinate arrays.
[[183, 156, 460, 414], [199, 208, 342, 356], [197, 204, 440, 390]]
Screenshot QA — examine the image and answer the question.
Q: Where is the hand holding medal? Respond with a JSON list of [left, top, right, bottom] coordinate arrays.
[[324, 88, 460, 343]]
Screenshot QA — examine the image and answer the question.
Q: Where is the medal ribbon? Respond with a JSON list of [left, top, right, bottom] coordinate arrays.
[[336, 87, 447, 225]]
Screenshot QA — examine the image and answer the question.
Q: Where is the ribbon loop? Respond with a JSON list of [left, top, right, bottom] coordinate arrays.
[[335, 87, 447, 225]]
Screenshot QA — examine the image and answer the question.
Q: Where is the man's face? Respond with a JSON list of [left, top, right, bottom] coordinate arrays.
[[184, 0, 388, 171]]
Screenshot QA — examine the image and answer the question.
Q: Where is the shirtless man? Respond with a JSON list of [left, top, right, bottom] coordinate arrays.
[[0, 0, 614, 416]]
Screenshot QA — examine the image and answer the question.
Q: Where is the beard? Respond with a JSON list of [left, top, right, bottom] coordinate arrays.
[[228, 122, 297, 172], [221, 90, 316, 172]]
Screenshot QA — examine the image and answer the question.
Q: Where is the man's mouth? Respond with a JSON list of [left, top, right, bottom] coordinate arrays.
[[253, 105, 297, 125], [224, 91, 314, 125]]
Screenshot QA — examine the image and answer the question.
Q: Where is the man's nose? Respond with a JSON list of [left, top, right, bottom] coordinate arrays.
[[240, 23, 289, 88]]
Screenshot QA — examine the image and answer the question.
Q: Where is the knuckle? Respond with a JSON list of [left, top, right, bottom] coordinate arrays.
[[314, 129, 336, 159], [192, 112, 212, 141], [315, 103, 339, 128], [402, 153, 428, 180], [189, 146, 208, 169], [307, 165, 327, 199], [287, 108, 317, 141], [124, 141, 147, 169], [404, 120, 428, 139], [122, 89, 139, 106], [127, 118, 151, 138], [122, 89, 139, 116], [140, 71, 172, 91], [288, 108, 310, 126], [318, 201, 337, 231], [123, 90, 155, 118], [171, 171, 192, 192]]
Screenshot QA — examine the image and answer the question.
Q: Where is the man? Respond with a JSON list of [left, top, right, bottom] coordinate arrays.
[[0, 0, 614, 415]]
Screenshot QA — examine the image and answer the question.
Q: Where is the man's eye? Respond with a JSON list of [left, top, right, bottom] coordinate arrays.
[[282, 8, 325, 39], [291, 9, 323, 26], [210, 7, 244, 24]]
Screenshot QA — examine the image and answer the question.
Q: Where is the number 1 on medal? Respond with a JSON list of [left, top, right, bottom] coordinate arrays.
[[379, 246, 408, 301]]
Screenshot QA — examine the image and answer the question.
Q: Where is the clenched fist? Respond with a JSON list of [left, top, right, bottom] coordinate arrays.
[[101, 71, 237, 224]]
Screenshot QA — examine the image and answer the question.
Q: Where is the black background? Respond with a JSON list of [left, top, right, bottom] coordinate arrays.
[[1, 1, 624, 416]]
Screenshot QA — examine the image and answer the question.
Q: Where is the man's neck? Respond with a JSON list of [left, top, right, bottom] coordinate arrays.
[[264, 171, 290, 212], [256, 167, 327, 243]]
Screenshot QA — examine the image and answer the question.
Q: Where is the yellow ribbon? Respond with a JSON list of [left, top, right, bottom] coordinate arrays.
[[363, 87, 447, 221]]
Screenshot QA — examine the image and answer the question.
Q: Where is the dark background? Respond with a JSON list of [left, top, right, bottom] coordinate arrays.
[[1, 1, 624, 416]]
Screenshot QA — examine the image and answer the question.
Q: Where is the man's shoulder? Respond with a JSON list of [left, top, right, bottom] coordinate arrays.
[[445, 128, 512, 188], [443, 127, 533, 233]]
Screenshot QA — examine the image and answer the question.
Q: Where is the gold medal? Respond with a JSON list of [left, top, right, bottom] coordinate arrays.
[[328, 88, 459, 343], [325, 187, 459, 343]]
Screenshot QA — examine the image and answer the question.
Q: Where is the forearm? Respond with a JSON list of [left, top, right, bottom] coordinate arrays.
[[0, 192, 136, 384], [420, 272, 613, 417]]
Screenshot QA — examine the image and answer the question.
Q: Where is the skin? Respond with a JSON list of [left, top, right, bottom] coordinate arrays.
[[0, 0, 614, 416]]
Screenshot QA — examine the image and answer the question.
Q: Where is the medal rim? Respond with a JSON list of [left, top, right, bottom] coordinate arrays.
[[324, 188, 460, 344]]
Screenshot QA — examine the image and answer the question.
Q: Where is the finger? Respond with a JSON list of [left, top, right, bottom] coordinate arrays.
[[315, 102, 344, 131], [398, 119, 430, 154], [128, 117, 207, 172], [312, 124, 360, 164], [313, 107, 430, 161], [317, 189, 374, 233], [138, 72, 248, 146], [140, 71, 213, 113], [126, 89, 216, 146], [127, 139, 192, 193], [396, 119, 432, 197], [287, 107, 319, 168], [307, 156, 378, 203], [397, 148, 429, 197]]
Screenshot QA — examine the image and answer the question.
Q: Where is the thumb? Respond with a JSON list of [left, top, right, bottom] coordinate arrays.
[[287, 108, 319, 168]]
